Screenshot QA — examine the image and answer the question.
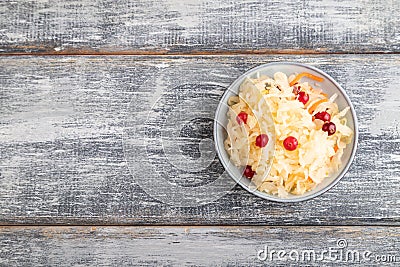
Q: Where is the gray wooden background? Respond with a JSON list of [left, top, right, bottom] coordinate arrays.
[[0, 0, 399, 266]]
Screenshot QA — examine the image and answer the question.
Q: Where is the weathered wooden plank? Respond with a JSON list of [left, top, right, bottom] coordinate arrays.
[[0, 226, 399, 266], [0, 0, 399, 54], [0, 55, 399, 225]]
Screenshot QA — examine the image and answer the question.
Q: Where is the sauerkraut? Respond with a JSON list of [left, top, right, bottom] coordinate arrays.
[[224, 72, 353, 197]]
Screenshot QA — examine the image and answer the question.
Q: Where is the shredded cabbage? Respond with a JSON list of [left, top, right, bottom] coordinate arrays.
[[224, 72, 353, 197]]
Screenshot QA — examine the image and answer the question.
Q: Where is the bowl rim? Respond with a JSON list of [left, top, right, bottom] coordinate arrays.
[[213, 61, 359, 202]]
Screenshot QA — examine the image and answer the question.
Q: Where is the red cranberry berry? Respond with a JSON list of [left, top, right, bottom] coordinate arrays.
[[283, 136, 298, 151], [327, 122, 336, 136], [322, 122, 336, 136], [297, 91, 309, 105], [314, 111, 331, 122], [322, 123, 329, 132], [243, 165, 255, 179], [255, 134, 269, 148], [236, 112, 248, 124]]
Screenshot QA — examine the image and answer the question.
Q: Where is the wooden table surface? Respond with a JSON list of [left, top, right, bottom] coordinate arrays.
[[0, 1, 399, 266]]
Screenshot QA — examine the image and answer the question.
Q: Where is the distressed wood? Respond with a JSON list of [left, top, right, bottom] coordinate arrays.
[[0, 0, 399, 54], [0, 55, 399, 225], [0, 226, 399, 266]]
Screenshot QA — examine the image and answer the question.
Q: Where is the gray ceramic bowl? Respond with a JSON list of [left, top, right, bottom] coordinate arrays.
[[214, 62, 358, 202]]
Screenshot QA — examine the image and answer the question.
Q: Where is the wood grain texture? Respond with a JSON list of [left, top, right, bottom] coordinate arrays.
[[0, 226, 399, 266], [0, 0, 399, 54], [0, 55, 399, 225]]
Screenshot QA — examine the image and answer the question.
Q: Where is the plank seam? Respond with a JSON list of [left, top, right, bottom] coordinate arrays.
[[0, 224, 399, 227], [0, 51, 400, 56]]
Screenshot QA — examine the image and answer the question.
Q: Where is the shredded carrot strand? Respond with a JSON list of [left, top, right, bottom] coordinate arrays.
[[308, 98, 328, 114], [330, 145, 339, 161], [289, 72, 324, 87]]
